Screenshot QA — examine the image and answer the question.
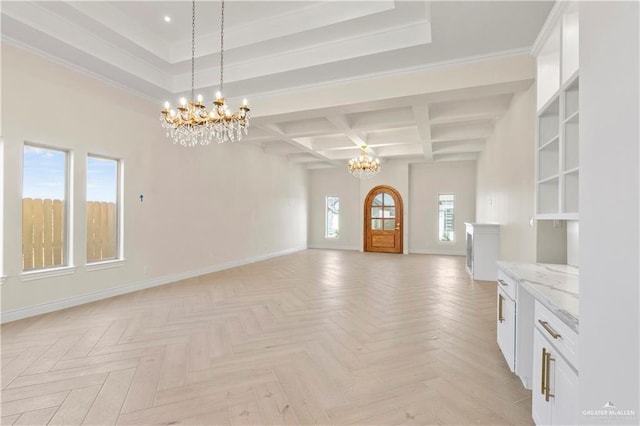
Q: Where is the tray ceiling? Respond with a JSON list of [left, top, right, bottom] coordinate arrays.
[[1, 1, 554, 168]]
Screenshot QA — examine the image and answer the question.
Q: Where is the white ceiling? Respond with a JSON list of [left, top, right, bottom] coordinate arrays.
[[1, 1, 554, 169]]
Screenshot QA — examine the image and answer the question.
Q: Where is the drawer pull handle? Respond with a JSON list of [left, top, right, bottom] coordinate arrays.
[[538, 320, 561, 339], [498, 279, 509, 287], [498, 294, 505, 323]]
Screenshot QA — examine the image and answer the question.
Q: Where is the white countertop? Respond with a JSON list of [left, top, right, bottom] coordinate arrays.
[[497, 261, 579, 333]]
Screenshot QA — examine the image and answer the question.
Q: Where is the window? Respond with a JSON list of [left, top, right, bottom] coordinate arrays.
[[326, 196, 340, 238], [438, 194, 455, 242], [86, 156, 120, 262], [371, 192, 396, 230], [22, 144, 68, 271]]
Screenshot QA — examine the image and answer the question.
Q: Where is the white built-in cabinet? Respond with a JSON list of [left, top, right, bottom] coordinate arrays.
[[465, 223, 500, 281], [496, 270, 517, 372], [532, 301, 579, 425], [534, 3, 580, 219]]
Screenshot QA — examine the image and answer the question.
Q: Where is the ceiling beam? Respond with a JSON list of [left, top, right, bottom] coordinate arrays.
[[326, 115, 366, 147], [255, 123, 342, 167], [411, 104, 433, 161]]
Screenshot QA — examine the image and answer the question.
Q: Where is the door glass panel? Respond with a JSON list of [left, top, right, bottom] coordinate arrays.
[[373, 194, 383, 206], [383, 193, 395, 206], [371, 207, 383, 218], [383, 207, 395, 218], [371, 219, 383, 230], [383, 219, 396, 230]]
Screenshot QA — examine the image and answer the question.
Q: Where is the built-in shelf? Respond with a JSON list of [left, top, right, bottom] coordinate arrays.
[[564, 110, 579, 124], [538, 140, 559, 181], [538, 177, 560, 214], [564, 170, 579, 213], [538, 174, 561, 185], [535, 4, 579, 220], [539, 136, 560, 150]]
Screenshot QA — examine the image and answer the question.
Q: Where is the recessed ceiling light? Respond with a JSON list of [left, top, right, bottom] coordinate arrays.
[[164, 16, 171, 23]]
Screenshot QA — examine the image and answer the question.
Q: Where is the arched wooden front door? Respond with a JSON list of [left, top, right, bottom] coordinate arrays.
[[364, 185, 403, 253]]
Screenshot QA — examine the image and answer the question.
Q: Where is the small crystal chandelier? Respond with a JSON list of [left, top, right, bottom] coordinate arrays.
[[160, 0, 250, 146], [348, 146, 381, 179]]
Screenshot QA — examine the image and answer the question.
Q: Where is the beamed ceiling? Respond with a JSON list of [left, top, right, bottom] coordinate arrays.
[[1, 1, 555, 168]]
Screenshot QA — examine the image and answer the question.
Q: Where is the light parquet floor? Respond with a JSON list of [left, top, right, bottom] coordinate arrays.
[[1, 250, 532, 425]]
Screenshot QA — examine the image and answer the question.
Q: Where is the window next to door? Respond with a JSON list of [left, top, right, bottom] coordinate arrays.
[[438, 194, 455, 243], [326, 196, 340, 238]]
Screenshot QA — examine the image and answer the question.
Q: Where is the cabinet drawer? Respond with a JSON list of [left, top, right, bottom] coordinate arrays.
[[497, 269, 517, 300], [534, 300, 578, 369]]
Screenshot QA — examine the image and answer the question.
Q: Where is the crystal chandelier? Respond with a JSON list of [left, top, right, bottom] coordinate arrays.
[[160, 0, 250, 146], [348, 146, 381, 178]]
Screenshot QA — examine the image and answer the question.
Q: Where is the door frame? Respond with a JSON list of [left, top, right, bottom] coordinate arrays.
[[363, 185, 403, 253]]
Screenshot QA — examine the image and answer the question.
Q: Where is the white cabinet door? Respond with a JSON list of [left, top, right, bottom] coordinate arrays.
[[497, 288, 516, 372], [533, 329, 552, 425], [532, 328, 579, 425], [552, 353, 579, 425]]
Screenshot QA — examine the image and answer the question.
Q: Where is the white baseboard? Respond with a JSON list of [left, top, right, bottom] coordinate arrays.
[[0, 246, 306, 324], [409, 248, 466, 256], [307, 244, 360, 251]]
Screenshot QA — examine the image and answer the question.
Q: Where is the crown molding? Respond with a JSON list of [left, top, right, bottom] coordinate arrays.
[[531, 1, 572, 56]]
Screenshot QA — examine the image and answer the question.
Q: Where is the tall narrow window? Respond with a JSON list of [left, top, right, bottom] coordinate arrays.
[[86, 156, 119, 262], [438, 194, 455, 242], [326, 196, 340, 238], [22, 144, 68, 271]]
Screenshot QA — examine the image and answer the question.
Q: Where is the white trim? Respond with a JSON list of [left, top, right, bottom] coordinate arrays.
[[531, 1, 569, 56], [4, 32, 531, 105], [251, 48, 531, 102], [20, 266, 77, 282], [409, 249, 465, 256], [1, 37, 159, 104], [307, 244, 360, 251], [2, 246, 305, 324], [0, 276, 7, 285], [85, 259, 126, 272]]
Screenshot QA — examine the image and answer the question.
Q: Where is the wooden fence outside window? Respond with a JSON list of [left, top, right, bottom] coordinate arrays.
[[22, 198, 117, 271]]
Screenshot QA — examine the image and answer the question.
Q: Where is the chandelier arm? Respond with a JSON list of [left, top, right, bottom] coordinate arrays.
[[191, 0, 196, 102], [219, 0, 225, 94]]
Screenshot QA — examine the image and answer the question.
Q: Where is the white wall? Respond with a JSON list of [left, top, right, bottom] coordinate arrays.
[[308, 168, 360, 250], [308, 160, 410, 252], [579, 2, 639, 423], [1, 44, 307, 320], [476, 86, 537, 262], [409, 161, 476, 255], [308, 159, 476, 256]]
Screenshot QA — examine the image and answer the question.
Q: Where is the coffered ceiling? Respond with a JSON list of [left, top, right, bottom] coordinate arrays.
[[1, 1, 554, 168]]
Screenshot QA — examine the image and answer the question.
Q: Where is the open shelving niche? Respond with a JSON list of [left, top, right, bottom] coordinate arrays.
[[534, 3, 579, 220]]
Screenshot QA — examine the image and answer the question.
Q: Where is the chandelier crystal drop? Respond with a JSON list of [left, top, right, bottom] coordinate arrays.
[[348, 146, 381, 179], [160, 0, 249, 146]]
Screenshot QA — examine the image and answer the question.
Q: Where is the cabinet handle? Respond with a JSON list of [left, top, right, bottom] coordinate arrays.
[[538, 320, 562, 339], [498, 279, 509, 288], [541, 347, 546, 395], [498, 294, 505, 323], [545, 351, 555, 402]]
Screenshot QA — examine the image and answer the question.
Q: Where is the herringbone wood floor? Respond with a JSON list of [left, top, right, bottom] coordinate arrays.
[[1, 250, 532, 425]]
